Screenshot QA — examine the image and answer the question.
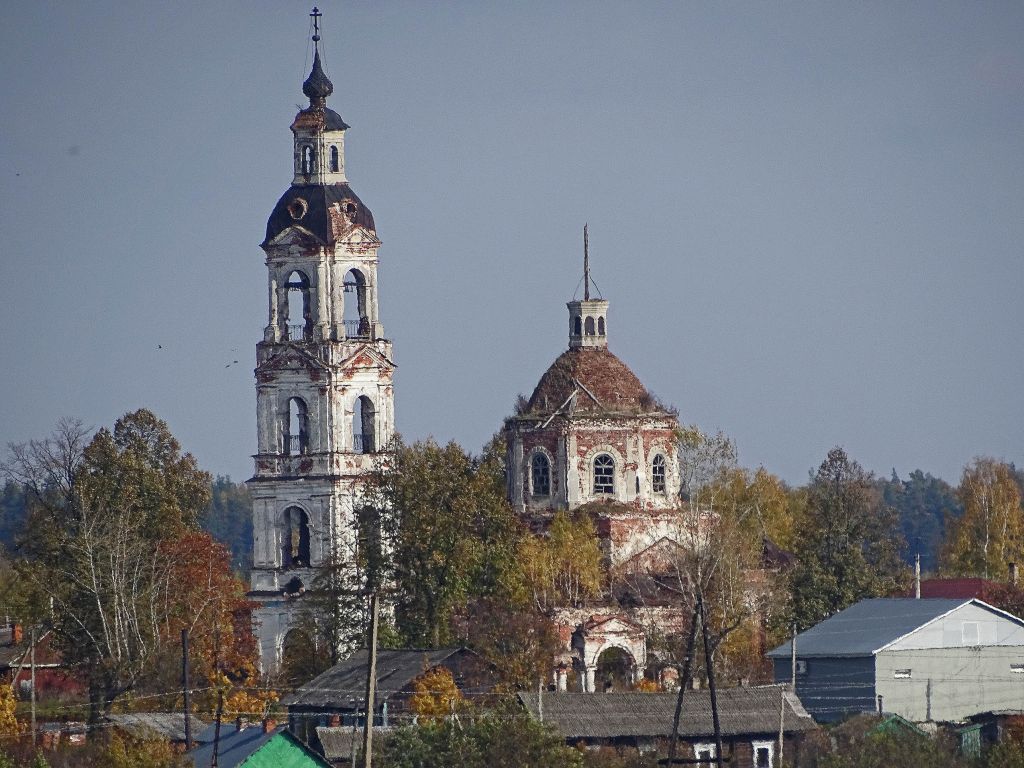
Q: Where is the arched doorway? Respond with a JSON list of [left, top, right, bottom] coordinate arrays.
[[280, 627, 324, 687], [596, 646, 636, 692]]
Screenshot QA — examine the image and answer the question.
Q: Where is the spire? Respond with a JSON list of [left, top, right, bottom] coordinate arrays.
[[567, 225, 608, 349], [583, 224, 591, 301], [302, 8, 334, 105]]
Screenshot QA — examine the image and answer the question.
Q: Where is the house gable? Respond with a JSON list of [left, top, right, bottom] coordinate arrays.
[[240, 731, 330, 768], [883, 600, 1024, 652]]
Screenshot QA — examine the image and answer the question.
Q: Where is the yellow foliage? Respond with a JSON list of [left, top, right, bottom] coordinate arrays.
[[212, 670, 279, 718], [409, 666, 462, 722], [0, 685, 19, 737], [634, 677, 661, 692]]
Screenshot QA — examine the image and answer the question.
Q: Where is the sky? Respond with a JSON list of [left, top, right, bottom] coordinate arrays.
[[0, 1, 1021, 487]]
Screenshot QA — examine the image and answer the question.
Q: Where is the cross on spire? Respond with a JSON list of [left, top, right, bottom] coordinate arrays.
[[583, 224, 591, 301], [310, 7, 322, 50]]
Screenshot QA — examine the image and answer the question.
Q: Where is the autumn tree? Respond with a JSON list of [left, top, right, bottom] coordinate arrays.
[[2, 411, 212, 722], [521, 511, 605, 613], [408, 666, 464, 722], [941, 458, 1024, 580], [789, 448, 906, 630], [379, 706, 583, 768], [369, 438, 523, 647]]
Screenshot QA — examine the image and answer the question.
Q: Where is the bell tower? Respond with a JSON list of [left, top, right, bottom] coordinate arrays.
[[247, 8, 395, 668]]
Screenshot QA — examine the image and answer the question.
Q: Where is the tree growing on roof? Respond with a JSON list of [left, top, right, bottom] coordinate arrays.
[[789, 448, 907, 631], [941, 457, 1024, 580]]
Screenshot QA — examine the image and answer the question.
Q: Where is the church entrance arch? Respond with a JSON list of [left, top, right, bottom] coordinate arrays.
[[596, 646, 637, 692]]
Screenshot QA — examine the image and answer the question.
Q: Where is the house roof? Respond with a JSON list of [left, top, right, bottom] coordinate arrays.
[[766, 598, 1004, 658], [517, 688, 816, 740], [316, 726, 394, 762], [913, 578, 999, 600], [106, 712, 206, 743], [286, 648, 468, 710], [264, 183, 376, 246], [187, 725, 329, 768]]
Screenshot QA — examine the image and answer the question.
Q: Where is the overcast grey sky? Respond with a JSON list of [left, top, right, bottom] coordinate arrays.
[[1, 1, 1021, 486]]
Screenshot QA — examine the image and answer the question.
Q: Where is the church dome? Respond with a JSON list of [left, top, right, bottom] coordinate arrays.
[[524, 347, 659, 416], [263, 183, 375, 246]]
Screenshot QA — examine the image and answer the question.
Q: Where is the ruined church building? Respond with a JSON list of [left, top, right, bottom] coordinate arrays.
[[248, 12, 689, 688]]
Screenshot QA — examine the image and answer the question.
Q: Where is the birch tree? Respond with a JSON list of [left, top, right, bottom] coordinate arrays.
[[3, 410, 211, 722], [941, 457, 1024, 579]]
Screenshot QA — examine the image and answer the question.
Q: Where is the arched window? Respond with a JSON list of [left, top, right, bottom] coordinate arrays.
[[652, 454, 666, 493], [284, 270, 311, 341], [353, 395, 375, 453], [301, 145, 314, 174], [343, 268, 369, 338], [598, 316, 606, 335], [286, 397, 308, 455], [573, 316, 582, 336], [282, 506, 311, 568], [585, 316, 596, 335], [531, 452, 551, 497], [329, 145, 340, 172], [593, 454, 615, 495]]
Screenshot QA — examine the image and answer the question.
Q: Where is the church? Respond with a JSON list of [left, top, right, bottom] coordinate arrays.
[[247, 12, 701, 687]]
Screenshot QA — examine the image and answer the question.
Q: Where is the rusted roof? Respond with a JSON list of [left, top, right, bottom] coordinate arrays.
[[523, 348, 659, 417], [264, 183, 375, 246], [302, 49, 334, 101], [518, 688, 816, 739]]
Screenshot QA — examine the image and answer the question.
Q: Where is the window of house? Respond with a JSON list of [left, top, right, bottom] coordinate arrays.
[[1011, 664, 1024, 674], [301, 145, 314, 174], [962, 621, 980, 646], [597, 316, 606, 335], [584, 316, 595, 335], [795, 660, 808, 675], [752, 740, 774, 768], [330, 145, 339, 172], [531, 452, 550, 496], [694, 744, 715, 767], [894, 669, 912, 679], [593, 454, 615, 495], [282, 507, 310, 568], [652, 454, 666, 493], [286, 397, 308, 455]]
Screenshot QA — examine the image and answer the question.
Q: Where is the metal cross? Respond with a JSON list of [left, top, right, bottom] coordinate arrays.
[[310, 7, 322, 47]]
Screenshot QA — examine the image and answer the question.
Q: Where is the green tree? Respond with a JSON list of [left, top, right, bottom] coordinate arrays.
[[200, 476, 253, 575], [880, 469, 962, 573], [790, 448, 906, 630], [2, 410, 212, 722], [370, 438, 522, 647], [941, 457, 1024, 580], [379, 708, 583, 768]]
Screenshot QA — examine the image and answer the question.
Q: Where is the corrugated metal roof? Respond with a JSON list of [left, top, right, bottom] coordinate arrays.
[[316, 726, 394, 761], [517, 688, 816, 740], [286, 648, 467, 709], [767, 598, 972, 658], [106, 713, 206, 742]]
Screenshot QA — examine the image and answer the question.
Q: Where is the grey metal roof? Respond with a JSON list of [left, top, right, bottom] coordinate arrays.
[[264, 183, 375, 247], [767, 598, 973, 658], [316, 726, 394, 761], [286, 648, 468, 710], [106, 712, 206, 742], [517, 688, 816, 740]]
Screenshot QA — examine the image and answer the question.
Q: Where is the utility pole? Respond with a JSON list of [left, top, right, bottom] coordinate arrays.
[[667, 602, 701, 765], [30, 627, 36, 747], [362, 592, 380, 768], [537, 677, 543, 723], [698, 596, 724, 768], [790, 623, 797, 689], [915, 553, 922, 598], [777, 684, 785, 768], [182, 629, 192, 750]]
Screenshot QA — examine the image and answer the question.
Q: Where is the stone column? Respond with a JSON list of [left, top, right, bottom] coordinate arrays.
[[585, 667, 596, 693], [556, 665, 568, 692]]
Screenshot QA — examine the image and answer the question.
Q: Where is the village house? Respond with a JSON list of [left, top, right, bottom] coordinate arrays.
[[187, 718, 330, 768], [519, 686, 817, 767], [769, 598, 1024, 723], [285, 648, 488, 749]]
